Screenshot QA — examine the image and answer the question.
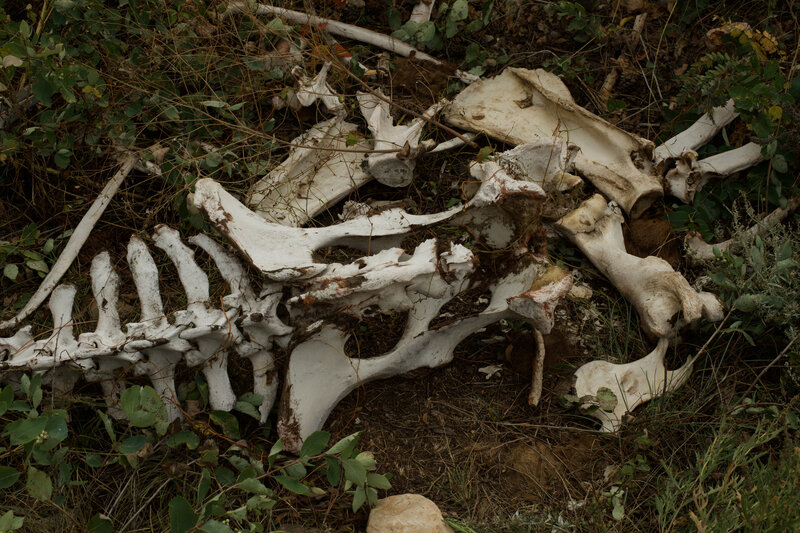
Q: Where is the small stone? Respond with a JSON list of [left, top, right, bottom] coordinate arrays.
[[568, 283, 593, 300], [367, 494, 454, 533]]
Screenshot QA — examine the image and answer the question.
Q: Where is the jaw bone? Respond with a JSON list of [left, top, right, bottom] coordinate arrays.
[[574, 338, 694, 431], [192, 168, 546, 280], [248, 116, 372, 227], [278, 257, 572, 452], [357, 90, 445, 187], [555, 194, 724, 338], [444, 67, 662, 218]]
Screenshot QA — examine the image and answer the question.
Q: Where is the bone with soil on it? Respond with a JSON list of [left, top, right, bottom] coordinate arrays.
[[664, 142, 765, 204], [248, 116, 371, 227], [444, 67, 662, 218], [278, 257, 572, 452], [574, 337, 693, 431], [528, 329, 546, 406], [685, 194, 800, 261], [224, 2, 479, 83], [555, 194, 724, 338], [472, 139, 583, 194], [653, 100, 738, 166], [193, 168, 546, 280], [357, 90, 445, 187], [0, 154, 137, 333], [153, 225, 240, 412], [409, 0, 436, 24], [288, 62, 344, 114], [189, 233, 292, 420]]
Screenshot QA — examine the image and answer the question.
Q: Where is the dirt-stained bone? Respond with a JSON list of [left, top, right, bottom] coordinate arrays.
[[444, 67, 662, 217], [555, 194, 724, 338], [574, 338, 694, 431]]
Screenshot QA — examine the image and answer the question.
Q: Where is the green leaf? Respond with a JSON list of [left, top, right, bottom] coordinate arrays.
[[596, 387, 618, 412], [326, 432, 360, 456], [734, 294, 759, 313], [197, 468, 212, 504], [85, 454, 103, 468], [26, 259, 49, 273], [326, 457, 341, 486], [233, 400, 260, 420], [120, 386, 169, 434], [167, 430, 200, 450], [450, 0, 469, 21], [342, 458, 367, 486], [612, 497, 625, 520], [366, 473, 391, 490], [0, 386, 12, 416], [19, 21, 31, 38], [32, 76, 56, 107], [0, 466, 20, 489], [96, 410, 116, 443], [200, 520, 235, 533], [26, 467, 52, 501], [6, 416, 47, 446], [86, 514, 113, 533], [209, 411, 240, 439], [3, 264, 18, 281], [352, 485, 366, 512], [169, 496, 197, 533], [275, 474, 309, 495], [200, 100, 227, 108], [300, 431, 331, 458], [0, 511, 23, 532], [772, 154, 788, 174], [237, 477, 268, 495], [118, 435, 147, 454]]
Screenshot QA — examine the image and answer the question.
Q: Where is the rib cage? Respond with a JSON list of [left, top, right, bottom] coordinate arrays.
[[0, 225, 290, 423]]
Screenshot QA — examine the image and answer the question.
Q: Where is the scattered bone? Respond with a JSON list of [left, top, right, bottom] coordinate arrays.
[[445, 67, 662, 217], [248, 116, 371, 226], [357, 90, 445, 187], [278, 259, 571, 451], [528, 329, 546, 406], [0, 154, 137, 333], [193, 168, 546, 280], [685, 195, 800, 261], [367, 494, 454, 533], [479, 365, 503, 379], [476, 139, 582, 193], [409, 1, 436, 24], [288, 62, 344, 114], [224, 2, 479, 83], [555, 194, 724, 338], [653, 100, 738, 166], [574, 338, 693, 431], [664, 142, 765, 204]]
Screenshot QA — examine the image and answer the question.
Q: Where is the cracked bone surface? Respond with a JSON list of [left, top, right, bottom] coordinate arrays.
[[555, 194, 724, 338], [278, 257, 572, 452], [0, 227, 291, 423], [357, 90, 445, 187], [664, 142, 765, 203], [444, 67, 662, 217], [574, 338, 693, 431], [192, 169, 546, 280], [248, 116, 371, 227]]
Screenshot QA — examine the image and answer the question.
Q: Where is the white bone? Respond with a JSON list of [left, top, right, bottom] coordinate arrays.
[[224, 2, 479, 83], [654, 100, 738, 166], [574, 338, 693, 431], [153, 225, 240, 412], [528, 329, 546, 406], [664, 143, 765, 203], [555, 194, 724, 338], [357, 90, 445, 187], [289, 62, 344, 114], [189, 234, 292, 420], [0, 154, 137, 332], [685, 195, 800, 261], [473, 139, 582, 193], [192, 171, 545, 280], [444, 67, 662, 217], [409, 0, 436, 24], [248, 116, 371, 226], [278, 258, 572, 452]]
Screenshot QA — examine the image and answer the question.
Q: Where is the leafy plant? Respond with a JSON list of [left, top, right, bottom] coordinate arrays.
[[544, 1, 604, 43], [387, 0, 494, 55]]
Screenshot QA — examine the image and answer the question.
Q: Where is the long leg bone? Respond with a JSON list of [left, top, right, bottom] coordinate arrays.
[[555, 194, 724, 338], [574, 338, 693, 431], [653, 100, 738, 166], [444, 67, 662, 217], [357, 91, 445, 187], [278, 257, 572, 452]]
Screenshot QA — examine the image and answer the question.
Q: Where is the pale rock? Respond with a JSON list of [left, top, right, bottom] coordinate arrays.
[[367, 494, 454, 533]]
